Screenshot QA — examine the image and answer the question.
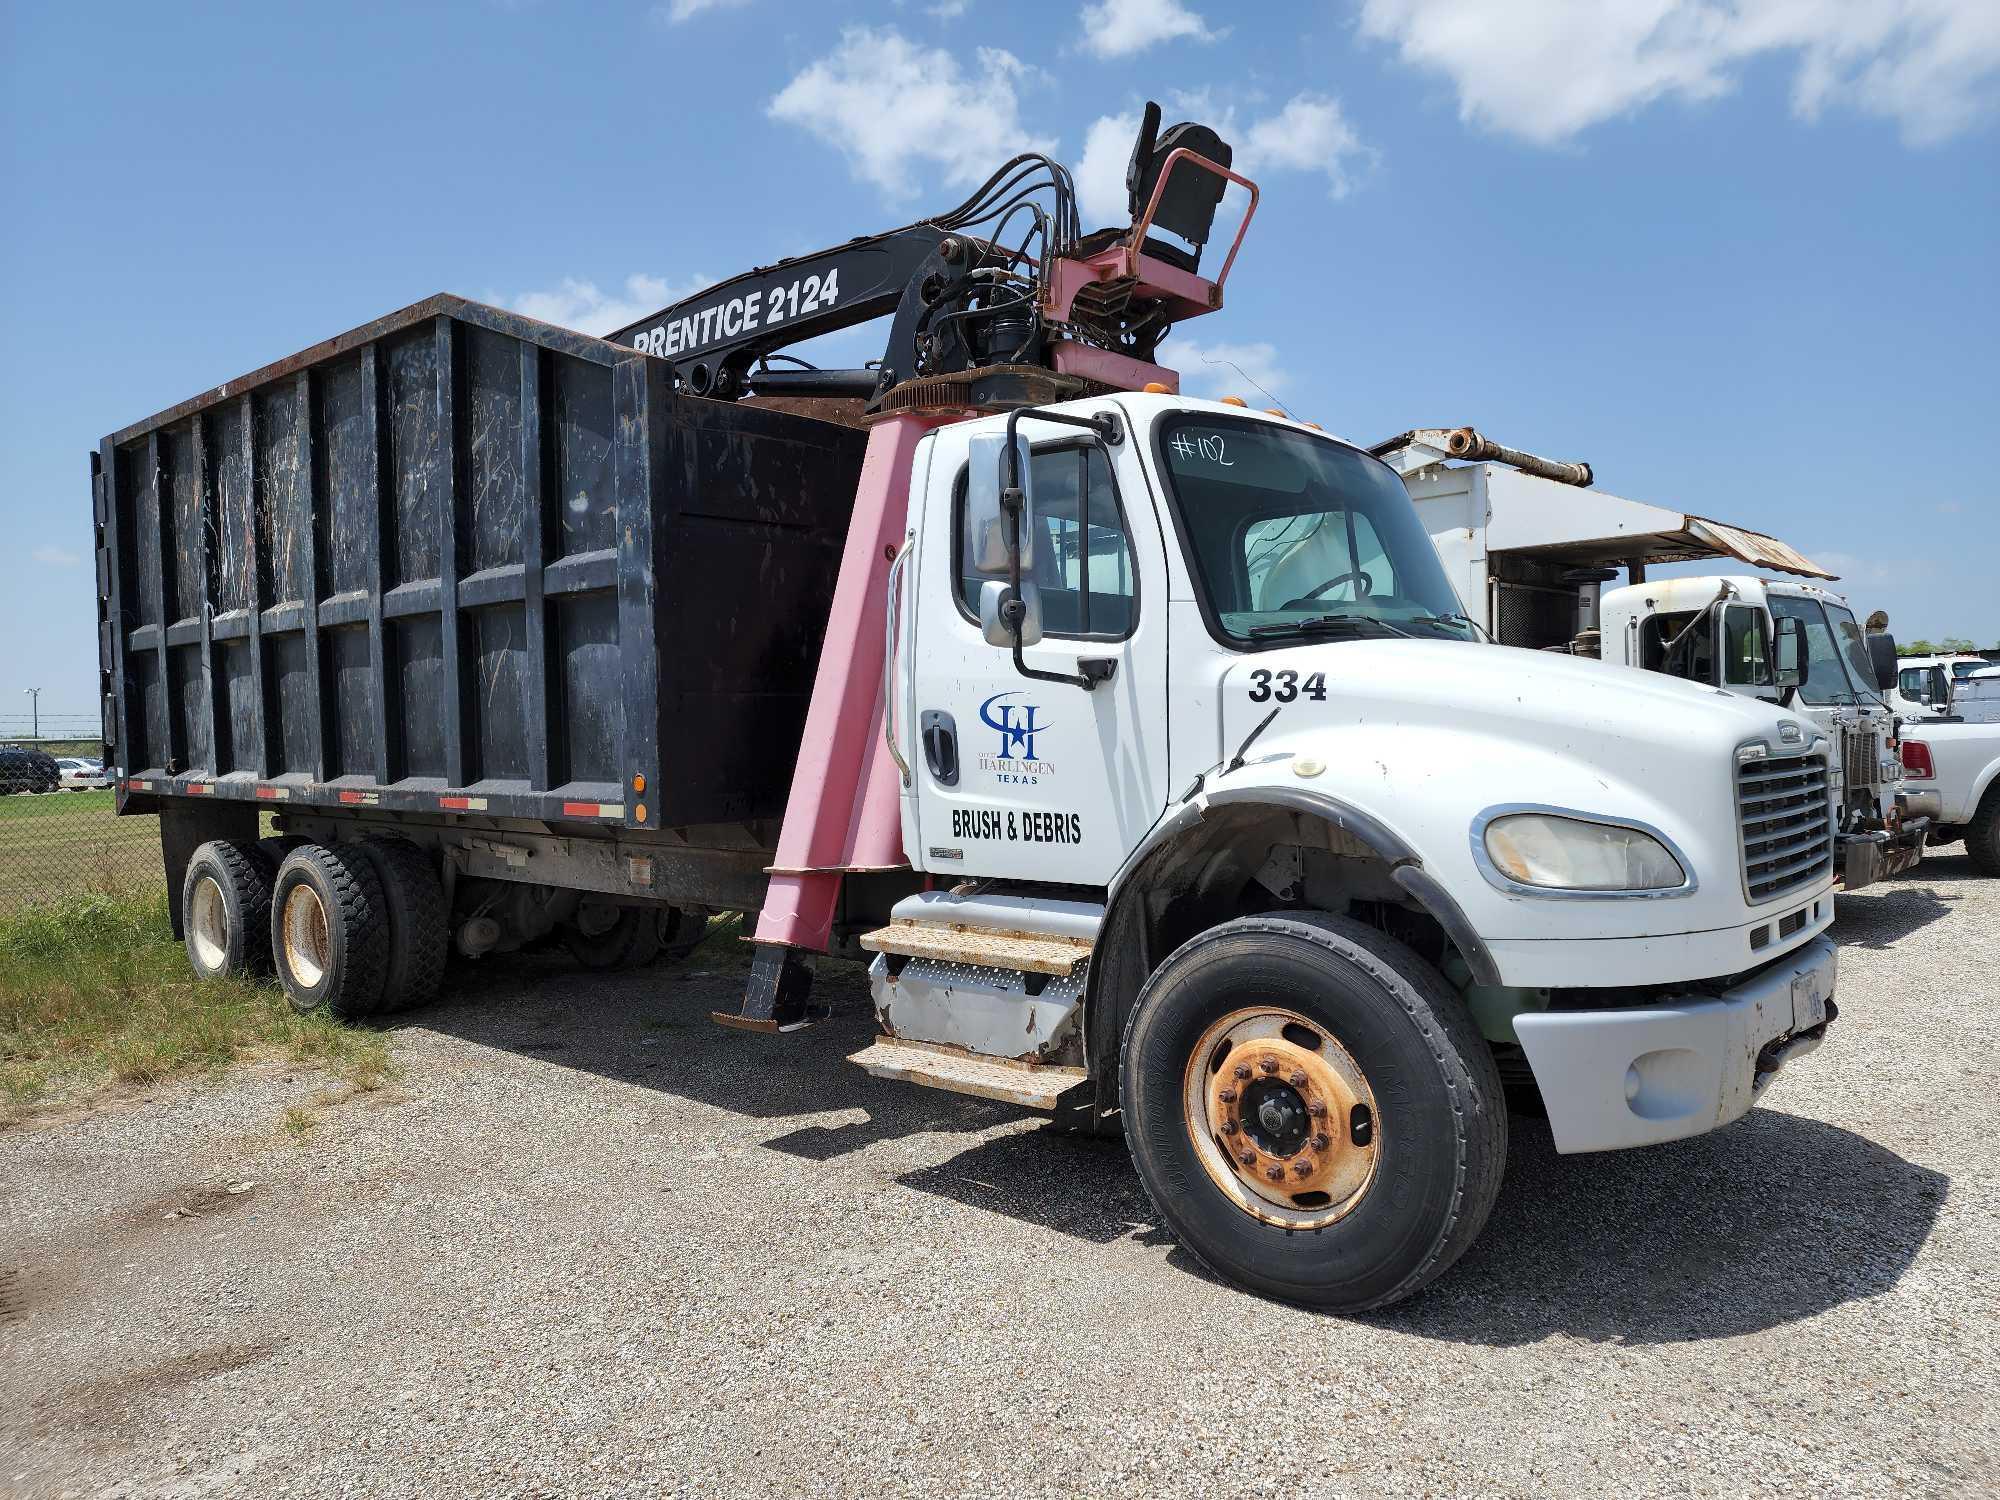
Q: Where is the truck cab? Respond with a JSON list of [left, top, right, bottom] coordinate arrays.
[[863, 393, 1839, 1305], [1597, 575, 1925, 889]]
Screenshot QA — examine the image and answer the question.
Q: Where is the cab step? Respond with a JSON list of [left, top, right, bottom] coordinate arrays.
[[858, 921, 1092, 976], [848, 1039, 1085, 1110]]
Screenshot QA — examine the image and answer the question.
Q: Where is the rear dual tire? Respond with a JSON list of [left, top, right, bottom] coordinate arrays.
[[182, 840, 277, 980], [268, 839, 448, 1020], [1120, 912, 1507, 1313]]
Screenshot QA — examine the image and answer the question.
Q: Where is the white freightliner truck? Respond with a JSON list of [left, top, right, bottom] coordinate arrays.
[[98, 112, 1844, 1312], [1379, 429, 1922, 890]]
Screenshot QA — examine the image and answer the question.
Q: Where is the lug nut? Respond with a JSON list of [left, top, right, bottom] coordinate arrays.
[[1311, 1132, 1331, 1151], [1307, 1101, 1327, 1118], [1265, 1164, 1284, 1181], [1233, 1064, 1252, 1081], [1238, 1149, 1257, 1166], [1288, 1069, 1308, 1088], [1218, 1087, 1237, 1103], [1221, 1120, 1238, 1136], [1259, 1058, 1280, 1075], [1292, 1160, 1313, 1178]]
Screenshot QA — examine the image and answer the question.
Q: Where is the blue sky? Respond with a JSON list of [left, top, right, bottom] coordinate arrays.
[[3, 0, 1995, 740]]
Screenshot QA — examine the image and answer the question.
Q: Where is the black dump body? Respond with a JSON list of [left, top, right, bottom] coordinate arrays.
[[92, 295, 866, 834]]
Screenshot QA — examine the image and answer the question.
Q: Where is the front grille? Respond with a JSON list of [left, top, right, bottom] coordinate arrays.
[[1737, 750, 1833, 904], [1841, 725, 1879, 792]]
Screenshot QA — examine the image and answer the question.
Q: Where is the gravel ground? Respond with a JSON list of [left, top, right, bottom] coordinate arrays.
[[3, 852, 1995, 1498]]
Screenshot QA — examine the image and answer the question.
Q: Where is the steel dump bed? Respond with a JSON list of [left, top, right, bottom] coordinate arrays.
[[92, 295, 865, 832]]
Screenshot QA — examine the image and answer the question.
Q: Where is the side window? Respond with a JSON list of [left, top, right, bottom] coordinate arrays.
[[956, 445, 1134, 638], [1722, 605, 1773, 686]]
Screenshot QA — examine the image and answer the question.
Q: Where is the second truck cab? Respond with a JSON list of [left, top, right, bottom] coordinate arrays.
[[1598, 575, 1925, 889]]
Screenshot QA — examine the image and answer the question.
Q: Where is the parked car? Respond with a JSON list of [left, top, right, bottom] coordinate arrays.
[[55, 757, 112, 789], [1901, 721, 2000, 873], [0, 745, 61, 794]]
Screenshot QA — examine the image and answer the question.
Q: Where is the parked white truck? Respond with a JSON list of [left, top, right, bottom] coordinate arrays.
[[101, 123, 1847, 1312], [1378, 428, 1922, 889], [1898, 719, 2000, 873]]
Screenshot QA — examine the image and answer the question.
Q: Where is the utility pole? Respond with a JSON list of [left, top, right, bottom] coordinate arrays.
[[22, 687, 39, 741]]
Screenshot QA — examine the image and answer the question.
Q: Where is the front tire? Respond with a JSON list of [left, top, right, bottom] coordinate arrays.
[[270, 844, 391, 1020], [182, 840, 276, 979], [1120, 912, 1507, 1311]]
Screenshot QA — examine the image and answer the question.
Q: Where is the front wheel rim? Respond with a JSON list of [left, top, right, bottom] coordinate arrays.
[[282, 884, 331, 990], [188, 875, 229, 973], [1181, 1005, 1380, 1230]]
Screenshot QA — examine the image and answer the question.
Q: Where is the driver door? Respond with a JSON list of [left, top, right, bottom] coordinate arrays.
[[903, 427, 1171, 886]]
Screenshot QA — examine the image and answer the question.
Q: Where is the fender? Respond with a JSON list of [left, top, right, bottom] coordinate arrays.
[[1080, 785, 1502, 1117]]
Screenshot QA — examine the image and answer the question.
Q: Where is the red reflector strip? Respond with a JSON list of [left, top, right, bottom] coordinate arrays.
[[126, 778, 148, 792], [185, 782, 214, 795], [561, 801, 623, 818], [438, 795, 488, 811], [255, 786, 289, 800], [337, 790, 380, 806]]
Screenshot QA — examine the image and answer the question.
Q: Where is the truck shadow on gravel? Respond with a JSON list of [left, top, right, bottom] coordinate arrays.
[[420, 946, 1947, 1350], [1836, 851, 1979, 949]]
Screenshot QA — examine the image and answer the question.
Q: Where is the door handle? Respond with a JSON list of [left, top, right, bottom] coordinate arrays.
[[920, 710, 958, 786]]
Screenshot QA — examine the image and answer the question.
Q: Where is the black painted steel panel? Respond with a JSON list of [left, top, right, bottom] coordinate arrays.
[[96, 295, 866, 833]]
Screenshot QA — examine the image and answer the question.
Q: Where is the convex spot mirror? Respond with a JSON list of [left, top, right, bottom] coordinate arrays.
[[965, 432, 1035, 576], [980, 580, 1044, 648], [1774, 614, 1806, 689]]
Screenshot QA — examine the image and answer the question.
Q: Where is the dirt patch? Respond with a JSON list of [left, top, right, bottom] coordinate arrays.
[[125, 1181, 259, 1229], [41, 1343, 278, 1431], [0, 1264, 26, 1324]]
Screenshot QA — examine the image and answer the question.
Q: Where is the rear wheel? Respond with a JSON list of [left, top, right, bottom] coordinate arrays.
[[181, 840, 276, 979], [355, 838, 449, 1013], [271, 844, 390, 1020], [1966, 787, 2000, 876], [654, 906, 711, 964], [564, 901, 662, 970], [1120, 912, 1507, 1311]]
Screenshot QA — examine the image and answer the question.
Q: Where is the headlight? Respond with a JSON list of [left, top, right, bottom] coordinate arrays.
[[1479, 812, 1687, 893]]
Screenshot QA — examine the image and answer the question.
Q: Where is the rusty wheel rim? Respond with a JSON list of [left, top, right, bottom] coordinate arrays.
[[282, 884, 330, 990], [188, 875, 229, 974], [1181, 1006, 1378, 1230]]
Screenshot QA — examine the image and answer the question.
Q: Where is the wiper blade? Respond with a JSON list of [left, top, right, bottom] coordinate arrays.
[[1411, 613, 1490, 642], [1246, 614, 1412, 640]]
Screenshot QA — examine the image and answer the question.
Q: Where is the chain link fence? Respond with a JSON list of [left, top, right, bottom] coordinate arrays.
[[0, 726, 162, 917]]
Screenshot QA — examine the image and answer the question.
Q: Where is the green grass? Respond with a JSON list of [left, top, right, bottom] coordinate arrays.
[[0, 886, 391, 1127]]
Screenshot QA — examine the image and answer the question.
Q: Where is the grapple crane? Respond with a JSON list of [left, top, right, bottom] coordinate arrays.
[[607, 105, 1262, 1028]]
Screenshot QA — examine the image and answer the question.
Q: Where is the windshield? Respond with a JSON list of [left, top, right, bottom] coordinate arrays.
[[1155, 417, 1473, 645], [1770, 594, 1874, 705]]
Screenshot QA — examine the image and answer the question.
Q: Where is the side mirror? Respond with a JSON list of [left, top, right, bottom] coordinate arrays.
[[980, 580, 1043, 648], [965, 433, 1034, 576], [1774, 615, 1806, 689], [1866, 632, 1898, 693]]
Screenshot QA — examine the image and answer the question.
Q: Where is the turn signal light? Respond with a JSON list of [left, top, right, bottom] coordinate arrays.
[[1900, 741, 1935, 779]]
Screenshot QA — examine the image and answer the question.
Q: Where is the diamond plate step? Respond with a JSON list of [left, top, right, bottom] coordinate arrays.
[[858, 921, 1091, 977], [848, 1040, 1086, 1110]]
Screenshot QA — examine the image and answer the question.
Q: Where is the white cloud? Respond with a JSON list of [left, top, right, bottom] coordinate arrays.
[[927, 0, 969, 16], [1357, 0, 2000, 146], [1075, 92, 1371, 225], [768, 27, 1055, 200], [1080, 0, 1218, 58], [31, 545, 80, 568], [1241, 93, 1369, 198], [496, 273, 712, 336], [654, 0, 748, 22], [1162, 338, 1289, 400]]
